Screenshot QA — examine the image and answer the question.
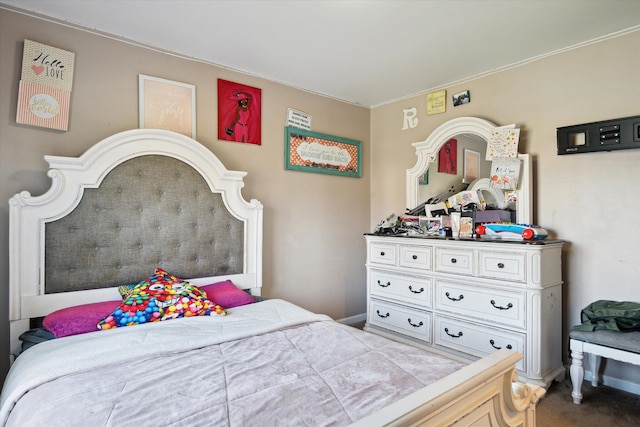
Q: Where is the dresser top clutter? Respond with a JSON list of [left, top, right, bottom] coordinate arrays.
[[363, 116, 565, 388], [403, 116, 533, 238]]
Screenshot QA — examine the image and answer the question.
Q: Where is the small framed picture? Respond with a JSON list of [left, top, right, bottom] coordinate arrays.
[[419, 169, 429, 185], [427, 90, 446, 114], [452, 90, 470, 107], [463, 149, 480, 183], [139, 74, 196, 138]]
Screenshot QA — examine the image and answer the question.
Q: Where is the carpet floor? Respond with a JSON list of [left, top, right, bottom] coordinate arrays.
[[348, 322, 640, 425], [537, 376, 640, 427]]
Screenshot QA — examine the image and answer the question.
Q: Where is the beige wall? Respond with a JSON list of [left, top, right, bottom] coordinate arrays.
[[371, 30, 640, 389], [0, 8, 370, 381], [2, 6, 640, 392]]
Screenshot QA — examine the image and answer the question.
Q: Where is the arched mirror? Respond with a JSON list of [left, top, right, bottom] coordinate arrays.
[[406, 117, 532, 225]]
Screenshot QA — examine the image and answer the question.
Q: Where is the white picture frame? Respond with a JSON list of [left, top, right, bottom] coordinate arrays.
[[138, 74, 196, 138], [463, 149, 480, 183]]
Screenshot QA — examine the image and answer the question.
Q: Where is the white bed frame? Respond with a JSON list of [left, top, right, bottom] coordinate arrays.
[[7, 129, 544, 426], [355, 349, 544, 426], [9, 129, 263, 358]]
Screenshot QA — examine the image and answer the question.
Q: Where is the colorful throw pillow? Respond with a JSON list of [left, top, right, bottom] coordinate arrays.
[[199, 280, 255, 308], [98, 268, 226, 330], [117, 283, 137, 299], [44, 300, 122, 338], [116, 269, 183, 298]]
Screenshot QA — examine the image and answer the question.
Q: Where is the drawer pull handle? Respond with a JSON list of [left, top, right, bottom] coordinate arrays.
[[450, 258, 457, 264], [490, 339, 513, 350], [377, 280, 391, 288], [412, 255, 418, 260], [497, 263, 505, 269], [445, 292, 464, 302], [380, 251, 385, 256], [490, 300, 513, 310], [409, 285, 424, 294], [407, 318, 423, 328], [376, 310, 390, 318], [444, 327, 463, 338]]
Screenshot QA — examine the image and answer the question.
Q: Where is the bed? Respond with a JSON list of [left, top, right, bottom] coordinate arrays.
[[2, 129, 544, 426]]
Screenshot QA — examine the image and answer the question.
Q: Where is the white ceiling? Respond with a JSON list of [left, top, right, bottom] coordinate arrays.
[[4, 0, 640, 107]]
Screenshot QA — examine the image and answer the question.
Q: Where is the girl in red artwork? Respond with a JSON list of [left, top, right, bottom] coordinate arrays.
[[225, 91, 252, 143]]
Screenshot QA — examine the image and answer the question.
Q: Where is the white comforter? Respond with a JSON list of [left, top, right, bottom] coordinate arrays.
[[0, 299, 464, 426]]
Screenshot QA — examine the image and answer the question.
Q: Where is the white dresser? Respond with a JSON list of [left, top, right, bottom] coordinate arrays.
[[364, 234, 565, 388]]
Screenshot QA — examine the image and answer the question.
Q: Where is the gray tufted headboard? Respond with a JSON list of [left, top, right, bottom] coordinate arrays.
[[45, 155, 244, 293], [9, 129, 263, 357]]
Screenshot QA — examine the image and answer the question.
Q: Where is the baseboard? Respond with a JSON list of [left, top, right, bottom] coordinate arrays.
[[566, 364, 640, 396], [591, 371, 640, 396], [336, 312, 366, 326]]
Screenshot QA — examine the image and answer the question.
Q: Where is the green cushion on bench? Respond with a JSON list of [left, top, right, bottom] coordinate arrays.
[[569, 329, 640, 354]]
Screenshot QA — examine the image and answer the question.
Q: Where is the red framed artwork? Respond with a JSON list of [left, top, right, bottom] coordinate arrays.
[[438, 138, 457, 174], [218, 79, 262, 145]]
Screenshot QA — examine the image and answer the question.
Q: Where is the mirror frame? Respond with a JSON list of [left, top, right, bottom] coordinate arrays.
[[406, 116, 532, 225]]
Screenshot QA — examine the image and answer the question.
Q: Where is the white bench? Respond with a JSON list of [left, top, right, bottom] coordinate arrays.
[[569, 329, 640, 404]]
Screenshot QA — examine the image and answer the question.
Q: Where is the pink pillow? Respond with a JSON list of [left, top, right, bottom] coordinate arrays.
[[43, 300, 121, 338], [199, 280, 255, 308]]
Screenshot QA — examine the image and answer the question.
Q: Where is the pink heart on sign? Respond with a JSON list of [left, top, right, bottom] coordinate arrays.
[[31, 65, 45, 75]]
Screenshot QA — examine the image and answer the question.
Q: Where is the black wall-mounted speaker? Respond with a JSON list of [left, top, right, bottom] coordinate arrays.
[[557, 115, 640, 155]]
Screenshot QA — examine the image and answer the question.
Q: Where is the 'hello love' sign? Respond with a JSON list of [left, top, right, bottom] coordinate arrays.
[[17, 40, 75, 131]]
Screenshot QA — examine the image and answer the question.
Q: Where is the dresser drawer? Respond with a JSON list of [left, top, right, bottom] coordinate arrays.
[[435, 248, 474, 275], [399, 245, 432, 270], [369, 299, 431, 342], [369, 242, 397, 266], [434, 316, 525, 371], [370, 270, 431, 307], [479, 251, 526, 282], [434, 281, 525, 328]]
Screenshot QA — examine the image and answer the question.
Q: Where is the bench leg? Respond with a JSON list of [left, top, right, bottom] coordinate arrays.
[[570, 340, 584, 404], [589, 353, 601, 387]]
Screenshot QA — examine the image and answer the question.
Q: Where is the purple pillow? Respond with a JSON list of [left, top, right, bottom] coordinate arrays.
[[199, 280, 255, 308], [43, 300, 121, 338]]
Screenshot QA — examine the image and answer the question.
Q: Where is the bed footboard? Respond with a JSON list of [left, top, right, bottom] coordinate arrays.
[[351, 349, 544, 427]]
